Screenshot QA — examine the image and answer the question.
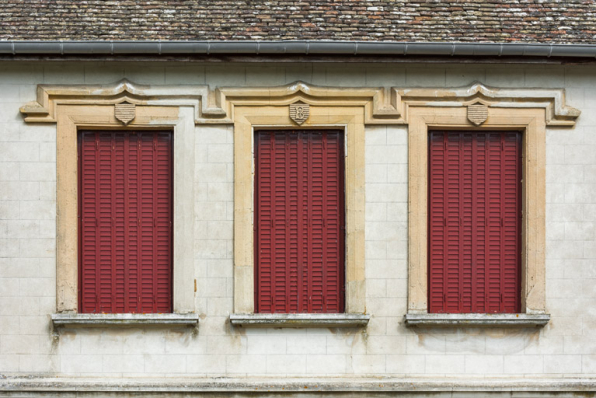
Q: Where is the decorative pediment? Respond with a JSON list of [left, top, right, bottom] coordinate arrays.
[[19, 79, 226, 123], [396, 82, 580, 127], [20, 80, 579, 127], [214, 81, 401, 124]]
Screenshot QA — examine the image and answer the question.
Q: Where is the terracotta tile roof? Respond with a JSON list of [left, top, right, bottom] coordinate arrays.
[[1, 1, 595, 44]]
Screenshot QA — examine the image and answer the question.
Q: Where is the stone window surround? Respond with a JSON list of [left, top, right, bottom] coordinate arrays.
[[19, 80, 231, 327], [221, 82, 410, 327], [231, 106, 369, 327], [20, 80, 579, 328], [404, 105, 570, 327], [38, 104, 196, 326]]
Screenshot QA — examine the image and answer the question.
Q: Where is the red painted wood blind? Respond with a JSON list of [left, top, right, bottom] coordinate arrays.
[[78, 130, 173, 313], [428, 131, 521, 313], [255, 130, 345, 313]]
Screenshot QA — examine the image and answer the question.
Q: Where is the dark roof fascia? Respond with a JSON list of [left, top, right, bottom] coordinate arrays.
[[1, 41, 595, 60]]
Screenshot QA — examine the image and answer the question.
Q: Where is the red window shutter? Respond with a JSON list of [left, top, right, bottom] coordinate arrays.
[[78, 131, 173, 313], [255, 130, 345, 313], [428, 131, 521, 314]]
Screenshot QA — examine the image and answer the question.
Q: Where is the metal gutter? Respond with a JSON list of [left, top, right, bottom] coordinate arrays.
[[0, 40, 596, 58]]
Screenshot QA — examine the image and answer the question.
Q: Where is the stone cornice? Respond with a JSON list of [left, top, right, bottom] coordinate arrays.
[[19, 80, 580, 127], [215, 81, 401, 124], [2, 377, 595, 393], [397, 82, 581, 127], [19, 79, 226, 124]]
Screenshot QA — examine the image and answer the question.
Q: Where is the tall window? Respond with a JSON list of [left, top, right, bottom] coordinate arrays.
[[428, 131, 521, 313], [254, 130, 345, 313], [78, 130, 173, 313]]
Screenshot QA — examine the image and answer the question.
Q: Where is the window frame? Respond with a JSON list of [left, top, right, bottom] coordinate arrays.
[[405, 106, 550, 326], [53, 104, 196, 321], [231, 105, 369, 325]]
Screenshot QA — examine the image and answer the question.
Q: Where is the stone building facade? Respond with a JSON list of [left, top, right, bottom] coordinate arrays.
[[0, 59, 593, 396], [1, 2, 596, 397]]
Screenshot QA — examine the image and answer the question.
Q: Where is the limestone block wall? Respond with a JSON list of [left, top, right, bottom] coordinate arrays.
[[0, 61, 595, 377]]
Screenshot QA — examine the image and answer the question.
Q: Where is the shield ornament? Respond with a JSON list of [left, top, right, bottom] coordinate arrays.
[[467, 103, 488, 126], [290, 101, 310, 125], [115, 102, 136, 125]]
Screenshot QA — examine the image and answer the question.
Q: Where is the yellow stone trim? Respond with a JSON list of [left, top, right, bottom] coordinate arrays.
[[407, 107, 548, 315], [21, 80, 579, 127], [233, 106, 366, 314], [19, 79, 226, 124], [19, 80, 400, 125], [396, 83, 580, 127], [218, 82, 400, 125], [53, 104, 196, 314]]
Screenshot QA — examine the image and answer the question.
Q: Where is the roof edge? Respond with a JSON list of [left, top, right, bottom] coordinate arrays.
[[0, 41, 595, 58]]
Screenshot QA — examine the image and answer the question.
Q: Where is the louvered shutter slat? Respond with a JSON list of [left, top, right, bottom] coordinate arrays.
[[273, 133, 286, 312], [79, 131, 98, 312], [127, 133, 138, 312], [287, 132, 299, 313], [97, 132, 113, 312], [486, 133, 502, 312], [310, 132, 324, 312], [255, 132, 273, 312], [428, 132, 445, 312], [113, 133, 126, 313], [325, 132, 343, 311], [461, 133, 473, 313], [445, 133, 461, 312], [155, 132, 173, 313], [475, 133, 487, 312], [503, 133, 521, 312]]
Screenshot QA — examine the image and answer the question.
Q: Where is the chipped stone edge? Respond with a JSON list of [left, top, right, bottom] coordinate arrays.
[[1, 376, 595, 393], [229, 313, 370, 328], [404, 313, 550, 327], [51, 313, 199, 327]]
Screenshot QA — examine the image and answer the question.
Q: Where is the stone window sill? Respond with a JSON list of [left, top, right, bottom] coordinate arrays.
[[51, 313, 199, 327], [404, 313, 550, 327], [230, 313, 370, 328]]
